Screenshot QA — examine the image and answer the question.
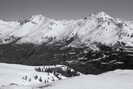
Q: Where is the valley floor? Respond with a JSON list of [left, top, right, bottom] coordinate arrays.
[[0, 63, 133, 89]]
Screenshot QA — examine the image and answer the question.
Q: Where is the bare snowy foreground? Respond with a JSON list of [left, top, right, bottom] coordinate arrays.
[[0, 63, 133, 89]]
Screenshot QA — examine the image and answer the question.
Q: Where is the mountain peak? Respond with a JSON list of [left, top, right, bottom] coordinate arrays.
[[31, 14, 44, 19], [96, 11, 113, 20], [30, 14, 45, 23]]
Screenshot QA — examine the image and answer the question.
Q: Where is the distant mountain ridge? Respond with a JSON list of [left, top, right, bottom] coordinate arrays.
[[0, 12, 133, 48]]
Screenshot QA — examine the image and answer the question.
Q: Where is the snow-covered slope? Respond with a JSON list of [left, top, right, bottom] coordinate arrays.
[[0, 63, 133, 89], [0, 12, 133, 47], [46, 70, 133, 89], [0, 63, 66, 88]]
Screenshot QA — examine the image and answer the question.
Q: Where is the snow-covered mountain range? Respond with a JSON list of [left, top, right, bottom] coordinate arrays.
[[0, 12, 133, 75], [1, 12, 133, 47]]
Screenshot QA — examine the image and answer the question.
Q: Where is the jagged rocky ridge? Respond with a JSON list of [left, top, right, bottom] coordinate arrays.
[[0, 12, 133, 74]]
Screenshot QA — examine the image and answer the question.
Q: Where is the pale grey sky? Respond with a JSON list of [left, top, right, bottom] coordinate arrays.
[[0, 0, 133, 20]]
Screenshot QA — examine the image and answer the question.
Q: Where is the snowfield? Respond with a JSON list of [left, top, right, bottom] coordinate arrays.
[[47, 70, 133, 89], [0, 63, 65, 89], [0, 63, 133, 89]]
